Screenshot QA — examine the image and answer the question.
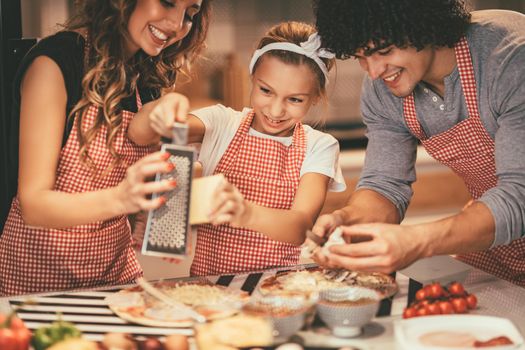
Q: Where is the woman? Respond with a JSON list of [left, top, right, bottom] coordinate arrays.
[[0, 0, 211, 296]]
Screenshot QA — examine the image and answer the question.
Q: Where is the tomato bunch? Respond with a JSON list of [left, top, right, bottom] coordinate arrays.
[[0, 312, 31, 350], [402, 282, 478, 318]]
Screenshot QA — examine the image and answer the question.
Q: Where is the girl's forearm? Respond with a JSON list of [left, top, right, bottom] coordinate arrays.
[[128, 102, 161, 145], [241, 202, 311, 245]]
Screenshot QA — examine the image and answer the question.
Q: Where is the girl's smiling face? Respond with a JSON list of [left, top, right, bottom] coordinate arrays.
[[126, 0, 202, 57], [250, 55, 320, 137]]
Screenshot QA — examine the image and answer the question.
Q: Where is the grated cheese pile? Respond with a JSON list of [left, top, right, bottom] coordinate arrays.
[[280, 271, 343, 292], [163, 284, 234, 306]]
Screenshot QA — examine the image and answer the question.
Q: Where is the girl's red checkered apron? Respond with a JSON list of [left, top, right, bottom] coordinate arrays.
[[0, 88, 153, 296], [191, 111, 306, 276], [403, 36, 525, 286]]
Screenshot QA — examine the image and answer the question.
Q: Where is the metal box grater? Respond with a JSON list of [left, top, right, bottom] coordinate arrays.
[[142, 124, 195, 257]]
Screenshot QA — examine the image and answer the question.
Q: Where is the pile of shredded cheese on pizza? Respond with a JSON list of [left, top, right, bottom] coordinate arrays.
[[279, 271, 343, 292], [163, 284, 238, 306]]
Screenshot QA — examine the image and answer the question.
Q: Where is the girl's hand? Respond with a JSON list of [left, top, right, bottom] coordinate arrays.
[[311, 212, 344, 240], [148, 92, 189, 138], [115, 151, 177, 214], [208, 180, 249, 227]]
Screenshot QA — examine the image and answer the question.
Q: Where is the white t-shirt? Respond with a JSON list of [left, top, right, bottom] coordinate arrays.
[[191, 104, 346, 192]]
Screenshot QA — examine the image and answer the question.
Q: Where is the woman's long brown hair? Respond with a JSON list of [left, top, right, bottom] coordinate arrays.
[[64, 0, 211, 173]]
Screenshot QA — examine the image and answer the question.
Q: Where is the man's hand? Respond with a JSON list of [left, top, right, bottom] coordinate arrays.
[[318, 223, 427, 274]]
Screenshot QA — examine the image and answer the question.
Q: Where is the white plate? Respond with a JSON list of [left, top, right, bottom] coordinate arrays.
[[394, 315, 524, 349], [399, 255, 471, 285]]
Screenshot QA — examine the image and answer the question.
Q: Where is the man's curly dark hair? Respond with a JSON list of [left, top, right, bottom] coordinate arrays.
[[313, 0, 472, 59]]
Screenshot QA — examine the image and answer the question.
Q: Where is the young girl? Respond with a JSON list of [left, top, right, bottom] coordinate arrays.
[[0, 0, 211, 296], [130, 21, 346, 276]]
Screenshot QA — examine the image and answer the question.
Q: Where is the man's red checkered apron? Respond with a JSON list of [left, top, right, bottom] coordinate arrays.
[[403, 37, 525, 285], [190, 111, 305, 276], [0, 90, 152, 296]]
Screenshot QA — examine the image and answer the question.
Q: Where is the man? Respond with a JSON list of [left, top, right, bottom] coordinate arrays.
[[312, 0, 525, 285]]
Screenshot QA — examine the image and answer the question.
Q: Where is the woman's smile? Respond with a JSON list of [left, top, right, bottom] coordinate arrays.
[[148, 24, 169, 45]]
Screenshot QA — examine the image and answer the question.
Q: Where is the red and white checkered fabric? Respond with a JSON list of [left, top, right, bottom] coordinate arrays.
[[190, 111, 306, 276], [0, 90, 154, 296], [403, 37, 525, 286]]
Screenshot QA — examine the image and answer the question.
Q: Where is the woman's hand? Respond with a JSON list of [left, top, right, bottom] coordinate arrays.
[[114, 151, 177, 214], [148, 92, 190, 138], [208, 180, 249, 227]]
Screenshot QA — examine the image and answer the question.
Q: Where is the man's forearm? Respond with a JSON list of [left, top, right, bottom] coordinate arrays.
[[336, 188, 400, 225], [418, 201, 495, 257]]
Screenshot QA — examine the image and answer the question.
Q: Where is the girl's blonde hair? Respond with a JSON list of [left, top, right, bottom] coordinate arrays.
[[252, 21, 335, 100], [64, 0, 211, 172]]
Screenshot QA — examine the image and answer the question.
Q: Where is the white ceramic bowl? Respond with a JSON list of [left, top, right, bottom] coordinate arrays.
[[316, 286, 380, 337], [243, 294, 312, 343]]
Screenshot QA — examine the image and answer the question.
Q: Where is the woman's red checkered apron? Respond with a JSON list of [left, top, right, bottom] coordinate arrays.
[[190, 111, 306, 276], [0, 90, 152, 296], [403, 37, 525, 286]]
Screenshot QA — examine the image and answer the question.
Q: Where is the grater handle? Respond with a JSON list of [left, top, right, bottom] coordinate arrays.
[[172, 122, 189, 145]]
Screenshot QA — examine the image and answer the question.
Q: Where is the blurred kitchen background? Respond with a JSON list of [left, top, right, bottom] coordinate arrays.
[[1, 0, 524, 278]]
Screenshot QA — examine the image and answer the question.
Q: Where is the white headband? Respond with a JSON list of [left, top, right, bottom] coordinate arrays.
[[248, 32, 335, 84]]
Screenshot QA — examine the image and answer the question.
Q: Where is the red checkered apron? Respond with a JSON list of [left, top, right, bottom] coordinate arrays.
[[190, 111, 306, 276], [0, 89, 153, 296], [403, 37, 525, 285]]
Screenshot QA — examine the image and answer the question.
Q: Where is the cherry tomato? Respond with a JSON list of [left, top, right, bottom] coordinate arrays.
[[451, 297, 468, 313], [448, 282, 465, 296], [438, 301, 454, 314], [427, 303, 442, 315], [0, 314, 31, 350], [416, 306, 431, 317], [466, 294, 478, 309], [424, 285, 433, 295], [415, 289, 427, 301], [402, 307, 418, 319], [419, 299, 431, 306], [429, 283, 444, 299]]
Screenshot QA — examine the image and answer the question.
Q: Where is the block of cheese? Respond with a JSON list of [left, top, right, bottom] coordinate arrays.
[[189, 174, 225, 225]]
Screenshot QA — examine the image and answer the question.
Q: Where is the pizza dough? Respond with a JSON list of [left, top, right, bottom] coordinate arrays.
[[105, 281, 248, 327]]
